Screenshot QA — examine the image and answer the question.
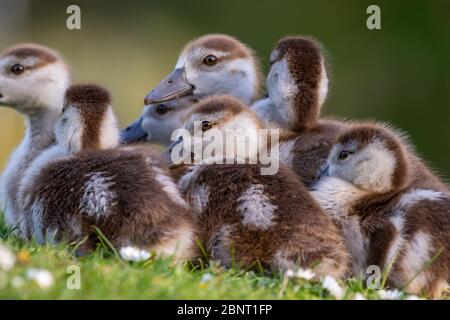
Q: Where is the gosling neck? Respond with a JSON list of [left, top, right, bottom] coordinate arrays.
[[24, 106, 61, 154]]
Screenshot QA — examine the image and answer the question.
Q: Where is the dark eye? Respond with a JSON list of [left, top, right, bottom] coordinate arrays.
[[203, 55, 217, 66], [155, 104, 170, 115], [268, 59, 275, 67], [11, 64, 25, 75], [201, 120, 212, 131], [338, 150, 353, 160]]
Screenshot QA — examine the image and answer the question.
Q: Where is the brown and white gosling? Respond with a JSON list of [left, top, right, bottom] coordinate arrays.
[[167, 95, 349, 277], [252, 36, 348, 187], [0, 43, 71, 227], [311, 123, 450, 298], [18, 85, 197, 260], [257, 36, 449, 193], [121, 34, 262, 145]]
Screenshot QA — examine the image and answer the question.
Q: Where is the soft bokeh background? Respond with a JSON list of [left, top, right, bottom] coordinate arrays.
[[0, 0, 449, 179]]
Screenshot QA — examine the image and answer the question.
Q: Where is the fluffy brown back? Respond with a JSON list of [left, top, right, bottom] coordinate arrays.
[[22, 147, 196, 256], [181, 163, 349, 276]]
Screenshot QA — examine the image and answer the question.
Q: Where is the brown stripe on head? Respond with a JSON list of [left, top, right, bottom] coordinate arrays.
[[181, 34, 263, 101], [64, 84, 112, 150], [338, 122, 412, 191], [64, 84, 111, 107], [1, 43, 62, 70], [271, 36, 327, 130], [182, 34, 251, 60]]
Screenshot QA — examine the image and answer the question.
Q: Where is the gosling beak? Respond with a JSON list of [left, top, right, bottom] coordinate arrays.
[[144, 68, 194, 104], [164, 135, 184, 155], [319, 165, 330, 178], [161, 136, 184, 165], [119, 117, 148, 144], [310, 165, 330, 190]]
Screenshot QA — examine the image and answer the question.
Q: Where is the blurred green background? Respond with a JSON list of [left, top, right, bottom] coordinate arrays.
[[0, 0, 449, 179]]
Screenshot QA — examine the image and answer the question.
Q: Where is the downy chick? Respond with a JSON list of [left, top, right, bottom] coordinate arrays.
[[18, 85, 197, 260], [312, 123, 450, 298]]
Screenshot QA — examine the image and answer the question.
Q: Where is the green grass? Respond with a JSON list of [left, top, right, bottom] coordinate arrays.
[[0, 213, 427, 300]]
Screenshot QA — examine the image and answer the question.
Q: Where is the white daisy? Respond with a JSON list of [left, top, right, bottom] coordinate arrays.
[[200, 273, 213, 283], [353, 293, 367, 300], [406, 295, 424, 300], [26, 269, 54, 289], [285, 269, 295, 278], [0, 244, 16, 271], [322, 275, 345, 299], [295, 268, 316, 281], [119, 246, 151, 262], [378, 289, 403, 300]]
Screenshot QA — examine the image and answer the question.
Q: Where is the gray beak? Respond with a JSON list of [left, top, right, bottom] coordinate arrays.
[[144, 68, 194, 105], [319, 165, 330, 178], [310, 165, 330, 190], [161, 136, 184, 165], [166, 135, 183, 151], [120, 117, 148, 144]]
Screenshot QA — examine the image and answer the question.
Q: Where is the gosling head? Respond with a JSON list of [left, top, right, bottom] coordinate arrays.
[[184, 95, 262, 134], [144, 34, 261, 106], [0, 43, 70, 114], [165, 95, 263, 164], [266, 36, 328, 131], [322, 124, 411, 193], [120, 96, 198, 145], [55, 84, 119, 153]]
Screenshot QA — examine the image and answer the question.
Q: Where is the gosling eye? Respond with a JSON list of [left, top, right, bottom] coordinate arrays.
[[155, 104, 170, 115], [201, 120, 213, 131], [268, 59, 275, 67], [203, 55, 217, 66], [10, 64, 25, 75], [338, 150, 353, 161], [60, 117, 68, 125]]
